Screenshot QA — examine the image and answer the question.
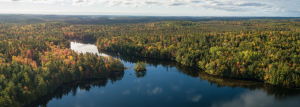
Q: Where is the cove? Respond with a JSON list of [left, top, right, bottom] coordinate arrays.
[[28, 41, 300, 107]]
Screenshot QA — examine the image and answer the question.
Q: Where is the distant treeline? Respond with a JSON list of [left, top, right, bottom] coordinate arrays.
[[1, 14, 300, 25]]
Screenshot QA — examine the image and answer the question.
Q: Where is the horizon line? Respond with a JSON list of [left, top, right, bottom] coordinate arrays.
[[0, 13, 300, 18]]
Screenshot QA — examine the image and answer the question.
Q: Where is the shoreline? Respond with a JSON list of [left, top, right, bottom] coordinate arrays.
[[24, 71, 124, 107], [98, 49, 300, 89]]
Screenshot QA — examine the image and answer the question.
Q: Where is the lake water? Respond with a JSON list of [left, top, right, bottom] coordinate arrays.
[[30, 42, 300, 107]]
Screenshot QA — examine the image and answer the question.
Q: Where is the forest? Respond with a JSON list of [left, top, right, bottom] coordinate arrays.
[[1, 15, 300, 106], [48, 17, 300, 88], [0, 22, 124, 106], [92, 19, 300, 88]]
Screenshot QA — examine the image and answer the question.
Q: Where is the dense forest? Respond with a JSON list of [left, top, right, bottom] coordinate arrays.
[[0, 22, 124, 106], [1, 15, 300, 106], [92, 19, 300, 88]]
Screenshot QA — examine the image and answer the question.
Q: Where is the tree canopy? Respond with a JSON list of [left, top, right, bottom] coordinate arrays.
[[0, 22, 124, 106]]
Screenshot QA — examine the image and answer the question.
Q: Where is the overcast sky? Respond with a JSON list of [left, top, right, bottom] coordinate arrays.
[[0, 0, 299, 16]]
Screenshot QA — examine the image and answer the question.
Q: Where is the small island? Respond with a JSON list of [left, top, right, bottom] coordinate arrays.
[[134, 61, 147, 72]]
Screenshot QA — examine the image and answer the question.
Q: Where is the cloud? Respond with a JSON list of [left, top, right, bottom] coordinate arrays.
[[0, 0, 299, 14], [166, 2, 187, 6], [192, 95, 202, 102], [187, 0, 273, 12], [236, 3, 266, 7], [149, 6, 159, 9], [188, 0, 206, 3], [143, 0, 163, 5], [211, 90, 300, 107], [106, 0, 123, 6], [187, 95, 202, 102], [147, 87, 162, 95], [132, 3, 142, 8]]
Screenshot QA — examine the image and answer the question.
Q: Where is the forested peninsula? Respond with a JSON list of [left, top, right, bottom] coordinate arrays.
[[0, 22, 124, 106]]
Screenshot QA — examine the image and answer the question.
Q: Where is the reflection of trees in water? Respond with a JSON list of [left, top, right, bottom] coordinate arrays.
[[196, 70, 300, 98], [25, 71, 124, 107], [99, 50, 178, 68], [100, 50, 300, 98], [69, 39, 97, 44], [135, 71, 147, 78]]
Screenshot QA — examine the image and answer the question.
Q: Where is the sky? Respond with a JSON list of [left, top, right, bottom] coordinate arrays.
[[0, 0, 299, 16]]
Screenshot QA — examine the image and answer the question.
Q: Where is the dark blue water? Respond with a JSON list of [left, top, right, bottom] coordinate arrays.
[[31, 42, 300, 107]]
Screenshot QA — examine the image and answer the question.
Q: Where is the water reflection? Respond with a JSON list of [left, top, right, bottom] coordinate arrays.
[[211, 90, 300, 107], [100, 50, 300, 99], [29, 41, 300, 107], [135, 71, 147, 78], [26, 71, 124, 107], [70, 41, 108, 57]]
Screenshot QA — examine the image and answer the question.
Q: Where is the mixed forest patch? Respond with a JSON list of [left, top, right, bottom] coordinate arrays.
[[0, 22, 124, 106], [94, 19, 300, 88]]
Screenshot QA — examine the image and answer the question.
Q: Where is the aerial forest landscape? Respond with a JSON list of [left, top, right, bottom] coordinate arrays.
[[1, 0, 300, 107]]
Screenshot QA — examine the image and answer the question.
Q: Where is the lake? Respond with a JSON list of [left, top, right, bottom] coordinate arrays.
[[28, 41, 300, 107]]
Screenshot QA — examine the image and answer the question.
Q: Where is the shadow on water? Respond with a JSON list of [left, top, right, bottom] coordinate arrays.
[[25, 71, 124, 107], [100, 50, 300, 99]]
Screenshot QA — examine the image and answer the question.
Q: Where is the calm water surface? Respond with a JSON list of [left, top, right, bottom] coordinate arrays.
[[31, 42, 300, 107]]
